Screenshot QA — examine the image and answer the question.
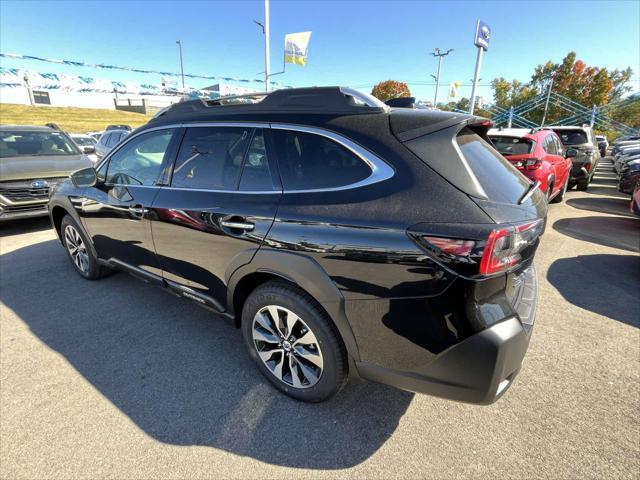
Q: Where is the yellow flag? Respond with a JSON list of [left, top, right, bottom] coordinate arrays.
[[284, 32, 312, 66]]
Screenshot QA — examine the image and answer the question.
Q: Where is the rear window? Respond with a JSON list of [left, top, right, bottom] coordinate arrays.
[[489, 136, 534, 156], [554, 129, 588, 145], [457, 128, 530, 204], [0, 130, 80, 157]]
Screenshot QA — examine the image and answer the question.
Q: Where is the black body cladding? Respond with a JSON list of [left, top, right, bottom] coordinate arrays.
[[49, 87, 544, 404]]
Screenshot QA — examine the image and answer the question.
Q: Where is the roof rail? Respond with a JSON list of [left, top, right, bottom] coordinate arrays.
[[153, 87, 389, 120]]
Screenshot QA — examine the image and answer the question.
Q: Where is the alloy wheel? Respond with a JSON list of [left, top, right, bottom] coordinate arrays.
[[64, 225, 90, 274], [252, 305, 324, 388]]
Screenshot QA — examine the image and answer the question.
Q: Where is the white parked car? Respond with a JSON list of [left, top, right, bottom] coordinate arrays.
[[70, 134, 98, 163]]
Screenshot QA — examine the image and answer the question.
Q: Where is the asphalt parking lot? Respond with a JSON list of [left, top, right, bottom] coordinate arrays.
[[1, 158, 638, 479]]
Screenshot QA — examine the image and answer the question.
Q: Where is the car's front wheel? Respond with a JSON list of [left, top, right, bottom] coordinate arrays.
[[61, 214, 109, 280], [241, 280, 348, 402]]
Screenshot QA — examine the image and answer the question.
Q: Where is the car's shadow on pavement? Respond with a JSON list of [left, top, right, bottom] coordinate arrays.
[[565, 196, 635, 218], [0, 239, 413, 469], [547, 254, 640, 328], [0, 217, 53, 237], [552, 216, 640, 253]]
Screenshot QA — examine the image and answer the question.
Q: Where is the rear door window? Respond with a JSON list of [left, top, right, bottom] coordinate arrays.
[[456, 127, 530, 204], [171, 126, 252, 190], [271, 129, 371, 190]]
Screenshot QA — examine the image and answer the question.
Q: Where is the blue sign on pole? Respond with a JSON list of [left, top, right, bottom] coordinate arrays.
[[474, 20, 491, 51]]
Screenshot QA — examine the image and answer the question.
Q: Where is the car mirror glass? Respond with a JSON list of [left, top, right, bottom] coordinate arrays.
[[70, 167, 98, 188]]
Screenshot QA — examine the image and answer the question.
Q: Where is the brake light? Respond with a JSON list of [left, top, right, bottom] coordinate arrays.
[[584, 162, 591, 172], [479, 220, 543, 275], [524, 158, 542, 170]]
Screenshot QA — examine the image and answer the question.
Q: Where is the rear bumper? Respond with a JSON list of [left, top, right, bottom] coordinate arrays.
[[357, 317, 531, 404], [356, 265, 537, 405]]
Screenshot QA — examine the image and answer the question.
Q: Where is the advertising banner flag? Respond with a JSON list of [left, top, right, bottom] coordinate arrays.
[[284, 32, 312, 66], [448, 81, 461, 99]]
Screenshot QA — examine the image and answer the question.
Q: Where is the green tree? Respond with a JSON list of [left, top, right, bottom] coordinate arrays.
[[493, 52, 635, 126], [371, 80, 411, 102]]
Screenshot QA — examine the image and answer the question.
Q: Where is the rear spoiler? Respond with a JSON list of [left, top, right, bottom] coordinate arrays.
[[394, 117, 492, 143]]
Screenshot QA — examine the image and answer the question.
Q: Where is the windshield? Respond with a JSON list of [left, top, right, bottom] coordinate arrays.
[[0, 130, 80, 158], [554, 129, 588, 145], [489, 136, 534, 156], [72, 136, 95, 147]]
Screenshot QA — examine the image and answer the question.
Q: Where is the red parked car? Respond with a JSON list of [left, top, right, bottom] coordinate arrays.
[[489, 128, 573, 204]]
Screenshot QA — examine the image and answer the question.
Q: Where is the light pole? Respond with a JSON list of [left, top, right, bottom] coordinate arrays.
[[23, 75, 34, 105], [540, 73, 555, 127], [254, 0, 271, 91], [176, 40, 185, 90], [431, 48, 453, 107]]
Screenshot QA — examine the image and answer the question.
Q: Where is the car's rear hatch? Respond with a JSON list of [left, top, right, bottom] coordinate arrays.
[[390, 109, 547, 224]]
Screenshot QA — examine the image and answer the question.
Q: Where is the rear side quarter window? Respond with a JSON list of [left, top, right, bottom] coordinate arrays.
[[271, 129, 371, 191]]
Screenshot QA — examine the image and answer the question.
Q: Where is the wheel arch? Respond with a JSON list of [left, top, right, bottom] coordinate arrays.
[[226, 248, 361, 362]]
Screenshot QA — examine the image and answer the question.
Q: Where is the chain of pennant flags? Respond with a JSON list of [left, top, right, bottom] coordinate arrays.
[[0, 52, 293, 97]]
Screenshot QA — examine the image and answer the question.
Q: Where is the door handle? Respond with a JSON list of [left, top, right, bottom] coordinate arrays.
[[129, 205, 149, 217], [220, 219, 255, 231]]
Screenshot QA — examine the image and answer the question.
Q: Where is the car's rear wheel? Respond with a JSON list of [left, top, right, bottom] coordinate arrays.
[[61, 215, 108, 280], [241, 280, 348, 402]]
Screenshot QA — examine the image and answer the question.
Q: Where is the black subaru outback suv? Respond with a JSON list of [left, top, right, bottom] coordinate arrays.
[[49, 87, 546, 404]]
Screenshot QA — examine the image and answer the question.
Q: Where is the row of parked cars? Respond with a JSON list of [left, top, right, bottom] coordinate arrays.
[[608, 134, 640, 216], [488, 124, 602, 202]]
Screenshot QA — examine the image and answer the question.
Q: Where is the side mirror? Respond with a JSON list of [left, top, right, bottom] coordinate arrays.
[[82, 146, 96, 154], [70, 167, 98, 188], [565, 148, 577, 159]]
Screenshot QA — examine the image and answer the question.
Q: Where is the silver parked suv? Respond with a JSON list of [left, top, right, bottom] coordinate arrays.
[[547, 125, 601, 191], [0, 125, 91, 221]]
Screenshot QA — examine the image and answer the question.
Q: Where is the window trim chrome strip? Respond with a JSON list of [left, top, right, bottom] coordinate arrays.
[[96, 121, 395, 194]]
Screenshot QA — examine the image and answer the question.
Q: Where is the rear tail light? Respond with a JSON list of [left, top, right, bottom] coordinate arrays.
[[414, 219, 544, 277], [524, 158, 542, 170], [479, 220, 544, 275], [584, 162, 591, 172]]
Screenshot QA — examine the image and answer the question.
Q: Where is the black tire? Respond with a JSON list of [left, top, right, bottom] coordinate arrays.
[[241, 280, 348, 402], [60, 214, 109, 280], [550, 177, 568, 204], [576, 178, 589, 191], [568, 181, 576, 190]]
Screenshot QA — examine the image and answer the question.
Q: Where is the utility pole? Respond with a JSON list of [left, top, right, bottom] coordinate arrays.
[[540, 73, 555, 127], [430, 48, 453, 107], [176, 40, 185, 90]]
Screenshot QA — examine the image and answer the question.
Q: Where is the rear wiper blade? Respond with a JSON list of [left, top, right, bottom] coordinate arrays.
[[518, 181, 541, 205]]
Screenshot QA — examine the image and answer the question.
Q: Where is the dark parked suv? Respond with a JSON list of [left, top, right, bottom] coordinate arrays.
[[49, 87, 546, 404]]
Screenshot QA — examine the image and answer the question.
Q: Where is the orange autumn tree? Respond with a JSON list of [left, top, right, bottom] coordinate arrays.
[[371, 80, 411, 102]]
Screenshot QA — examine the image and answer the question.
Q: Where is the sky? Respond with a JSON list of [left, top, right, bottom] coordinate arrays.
[[1, 0, 639, 103]]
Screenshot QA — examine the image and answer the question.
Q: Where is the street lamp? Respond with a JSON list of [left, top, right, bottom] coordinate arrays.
[[176, 40, 185, 90]]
